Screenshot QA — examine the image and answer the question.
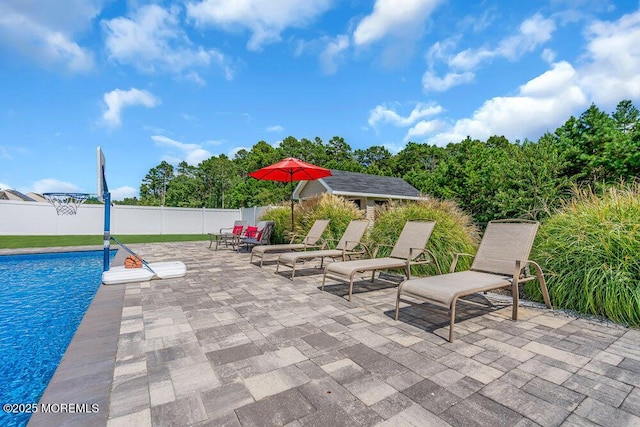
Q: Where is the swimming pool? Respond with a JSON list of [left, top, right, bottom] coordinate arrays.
[[0, 250, 113, 427]]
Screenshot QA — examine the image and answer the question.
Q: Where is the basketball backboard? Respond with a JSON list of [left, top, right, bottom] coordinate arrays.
[[97, 146, 106, 202]]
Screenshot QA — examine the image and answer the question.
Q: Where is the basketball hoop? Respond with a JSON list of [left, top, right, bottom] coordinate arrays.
[[43, 193, 91, 216]]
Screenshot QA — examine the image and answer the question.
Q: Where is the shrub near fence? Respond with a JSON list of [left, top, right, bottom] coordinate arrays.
[[0, 200, 243, 236], [526, 184, 640, 327]]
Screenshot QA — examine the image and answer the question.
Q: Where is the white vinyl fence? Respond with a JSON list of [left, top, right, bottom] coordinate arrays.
[[0, 200, 270, 236]]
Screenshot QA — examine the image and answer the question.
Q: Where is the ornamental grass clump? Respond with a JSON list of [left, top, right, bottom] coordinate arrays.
[[526, 184, 640, 327], [261, 193, 363, 244], [369, 199, 479, 276]]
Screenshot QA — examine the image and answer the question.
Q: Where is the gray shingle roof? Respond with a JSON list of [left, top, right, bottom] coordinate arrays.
[[0, 189, 37, 201], [321, 170, 421, 198]]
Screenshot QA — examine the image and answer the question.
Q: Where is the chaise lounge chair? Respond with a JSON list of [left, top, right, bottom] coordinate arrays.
[[238, 221, 275, 252], [321, 220, 441, 302], [250, 219, 330, 267], [276, 220, 370, 280], [208, 220, 248, 250], [395, 219, 552, 342]]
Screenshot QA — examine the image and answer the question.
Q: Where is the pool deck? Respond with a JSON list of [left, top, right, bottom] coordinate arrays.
[[19, 241, 640, 427]]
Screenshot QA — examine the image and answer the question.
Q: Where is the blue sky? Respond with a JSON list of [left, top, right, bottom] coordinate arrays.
[[1, 0, 639, 200]]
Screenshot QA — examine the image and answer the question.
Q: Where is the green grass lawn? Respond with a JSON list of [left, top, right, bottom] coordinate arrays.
[[0, 234, 210, 249]]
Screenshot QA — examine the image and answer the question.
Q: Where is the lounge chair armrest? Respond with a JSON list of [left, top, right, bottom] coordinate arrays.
[[321, 238, 339, 249], [450, 253, 475, 273], [219, 226, 233, 233], [359, 242, 373, 259], [372, 243, 393, 258], [343, 241, 372, 259], [408, 248, 442, 275], [520, 260, 552, 309], [287, 233, 305, 244]]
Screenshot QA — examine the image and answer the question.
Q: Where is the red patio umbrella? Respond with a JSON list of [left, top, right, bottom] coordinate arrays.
[[248, 157, 332, 232]]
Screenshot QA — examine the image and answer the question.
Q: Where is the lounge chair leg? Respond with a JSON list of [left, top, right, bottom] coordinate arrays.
[[512, 285, 519, 320], [259, 256, 264, 268], [275, 261, 280, 273], [512, 261, 521, 320], [291, 262, 296, 280], [449, 303, 456, 343], [370, 270, 375, 283], [321, 272, 326, 291], [250, 252, 254, 263], [395, 283, 404, 320], [348, 277, 354, 302]]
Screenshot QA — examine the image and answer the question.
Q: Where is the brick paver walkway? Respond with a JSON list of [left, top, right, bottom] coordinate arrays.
[[28, 242, 640, 426]]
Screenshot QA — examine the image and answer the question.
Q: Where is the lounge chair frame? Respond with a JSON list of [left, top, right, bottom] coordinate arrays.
[[276, 220, 370, 280], [395, 219, 552, 342], [250, 219, 330, 267], [321, 220, 441, 302], [239, 221, 275, 252]]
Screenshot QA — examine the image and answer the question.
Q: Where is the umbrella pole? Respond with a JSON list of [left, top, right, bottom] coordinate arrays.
[[290, 177, 294, 233]]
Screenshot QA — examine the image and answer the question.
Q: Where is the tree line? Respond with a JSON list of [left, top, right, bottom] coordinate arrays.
[[120, 100, 640, 224]]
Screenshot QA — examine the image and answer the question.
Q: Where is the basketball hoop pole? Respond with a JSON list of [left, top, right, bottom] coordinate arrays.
[[101, 164, 111, 272]]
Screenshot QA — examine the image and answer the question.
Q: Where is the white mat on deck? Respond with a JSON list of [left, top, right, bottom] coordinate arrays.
[[102, 261, 187, 285]]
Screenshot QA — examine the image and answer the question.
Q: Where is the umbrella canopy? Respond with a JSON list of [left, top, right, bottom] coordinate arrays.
[[248, 157, 332, 231]]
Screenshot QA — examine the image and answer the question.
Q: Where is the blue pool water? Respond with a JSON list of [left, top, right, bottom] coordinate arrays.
[[0, 250, 114, 427]]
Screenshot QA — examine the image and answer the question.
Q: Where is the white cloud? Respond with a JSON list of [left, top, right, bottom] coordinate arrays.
[[266, 125, 284, 133], [405, 119, 446, 141], [425, 61, 588, 145], [368, 103, 443, 129], [103, 4, 231, 78], [425, 13, 556, 93], [541, 48, 556, 63], [422, 71, 475, 92], [353, 0, 441, 46], [110, 186, 137, 201], [151, 135, 212, 165], [32, 178, 80, 194], [448, 48, 493, 71], [578, 9, 640, 107], [0, 0, 97, 72], [186, 0, 332, 51], [102, 88, 161, 128], [319, 35, 349, 74], [0, 182, 11, 190], [496, 13, 556, 60]]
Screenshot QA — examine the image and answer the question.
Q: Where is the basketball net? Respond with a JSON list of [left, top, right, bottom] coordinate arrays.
[[43, 193, 91, 216]]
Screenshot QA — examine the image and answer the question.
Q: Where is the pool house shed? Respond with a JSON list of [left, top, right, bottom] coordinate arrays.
[[292, 170, 425, 221]]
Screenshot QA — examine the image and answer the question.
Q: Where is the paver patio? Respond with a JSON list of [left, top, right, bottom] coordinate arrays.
[[26, 241, 640, 426]]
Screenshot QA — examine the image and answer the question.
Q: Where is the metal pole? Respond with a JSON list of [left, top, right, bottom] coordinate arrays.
[[290, 171, 294, 233], [103, 190, 111, 272]]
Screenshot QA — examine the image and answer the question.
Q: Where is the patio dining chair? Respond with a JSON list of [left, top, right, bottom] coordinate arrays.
[[276, 220, 370, 280], [395, 219, 552, 342], [251, 219, 330, 267], [208, 220, 248, 250], [321, 220, 440, 302]]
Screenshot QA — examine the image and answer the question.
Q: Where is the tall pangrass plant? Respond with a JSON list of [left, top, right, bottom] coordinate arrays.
[[369, 199, 479, 276], [260, 194, 364, 244], [526, 184, 640, 327]]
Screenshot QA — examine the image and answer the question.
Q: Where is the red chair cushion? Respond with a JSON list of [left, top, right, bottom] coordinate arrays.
[[245, 226, 258, 238], [256, 229, 264, 242], [232, 225, 243, 235]]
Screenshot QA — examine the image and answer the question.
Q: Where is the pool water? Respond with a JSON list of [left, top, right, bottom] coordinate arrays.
[[0, 250, 114, 427]]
